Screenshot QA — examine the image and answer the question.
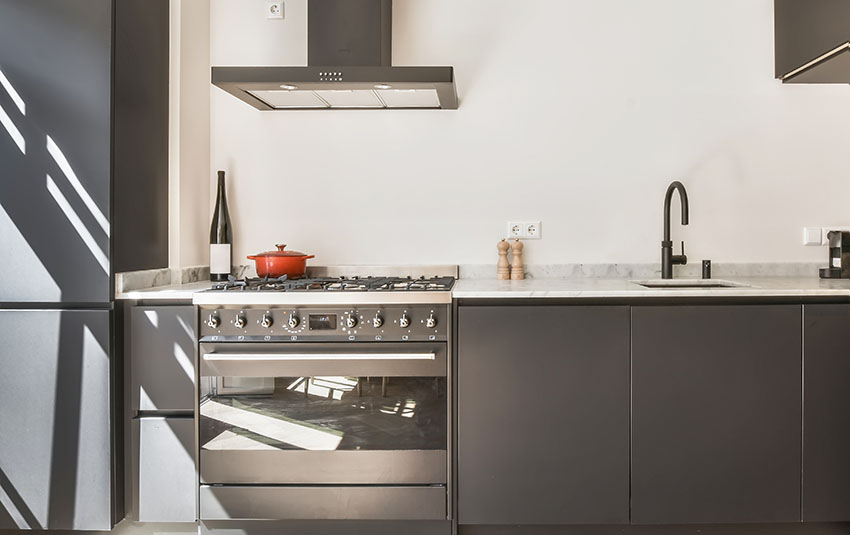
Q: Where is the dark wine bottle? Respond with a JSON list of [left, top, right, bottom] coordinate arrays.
[[209, 170, 233, 282]]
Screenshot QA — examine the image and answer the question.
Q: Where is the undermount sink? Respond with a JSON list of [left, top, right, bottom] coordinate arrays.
[[632, 279, 753, 289]]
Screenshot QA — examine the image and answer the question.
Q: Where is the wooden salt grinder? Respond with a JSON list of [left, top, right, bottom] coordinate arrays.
[[497, 239, 511, 280], [510, 239, 525, 280]]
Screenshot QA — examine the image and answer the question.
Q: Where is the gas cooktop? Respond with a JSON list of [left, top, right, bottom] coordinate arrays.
[[195, 267, 458, 306], [211, 275, 456, 292]]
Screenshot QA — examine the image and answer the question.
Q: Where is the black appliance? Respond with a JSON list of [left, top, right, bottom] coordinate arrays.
[[819, 231, 850, 279]]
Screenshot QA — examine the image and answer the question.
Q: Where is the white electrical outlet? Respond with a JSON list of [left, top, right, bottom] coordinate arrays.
[[507, 222, 523, 239], [506, 221, 542, 240], [525, 221, 541, 239], [266, 1, 284, 19]]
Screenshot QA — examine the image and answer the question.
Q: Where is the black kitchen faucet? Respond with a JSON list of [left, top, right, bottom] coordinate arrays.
[[662, 181, 689, 279]]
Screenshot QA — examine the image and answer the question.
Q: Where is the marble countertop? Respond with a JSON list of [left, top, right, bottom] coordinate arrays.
[[116, 277, 850, 301], [116, 281, 211, 300], [452, 277, 850, 299]]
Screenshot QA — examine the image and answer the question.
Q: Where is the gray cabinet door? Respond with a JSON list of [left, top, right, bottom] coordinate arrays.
[[802, 304, 850, 521], [131, 417, 196, 522], [0, 310, 113, 530], [0, 0, 112, 303], [774, 0, 850, 80], [129, 306, 196, 412], [631, 305, 802, 524], [457, 305, 630, 525]]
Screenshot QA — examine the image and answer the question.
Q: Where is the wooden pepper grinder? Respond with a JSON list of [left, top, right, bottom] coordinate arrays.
[[497, 239, 511, 280], [510, 239, 525, 280]]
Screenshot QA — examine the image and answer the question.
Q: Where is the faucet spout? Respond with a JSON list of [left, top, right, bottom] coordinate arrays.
[[663, 181, 689, 242], [661, 181, 689, 279]]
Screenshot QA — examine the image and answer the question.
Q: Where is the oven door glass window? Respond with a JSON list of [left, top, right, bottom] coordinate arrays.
[[200, 375, 447, 452]]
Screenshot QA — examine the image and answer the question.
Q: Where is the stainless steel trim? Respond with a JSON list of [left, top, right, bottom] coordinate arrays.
[[311, 90, 331, 107], [193, 290, 452, 306], [199, 342, 447, 377], [199, 485, 447, 521], [200, 450, 447, 485], [781, 42, 850, 81], [203, 352, 436, 362]]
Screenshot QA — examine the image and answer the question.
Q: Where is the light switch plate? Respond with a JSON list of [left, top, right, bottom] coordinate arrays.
[[803, 227, 822, 246]]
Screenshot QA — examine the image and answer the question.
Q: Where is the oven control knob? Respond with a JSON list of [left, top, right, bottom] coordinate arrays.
[[372, 314, 384, 328], [234, 315, 247, 329], [206, 314, 220, 329], [399, 313, 411, 329], [261, 314, 273, 328], [288, 314, 300, 329], [346, 315, 358, 329], [426, 313, 438, 329]]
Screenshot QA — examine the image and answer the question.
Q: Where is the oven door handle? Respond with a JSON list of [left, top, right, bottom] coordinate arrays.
[[202, 352, 437, 362]]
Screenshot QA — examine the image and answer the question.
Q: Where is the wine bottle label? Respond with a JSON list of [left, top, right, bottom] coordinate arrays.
[[210, 244, 232, 275]]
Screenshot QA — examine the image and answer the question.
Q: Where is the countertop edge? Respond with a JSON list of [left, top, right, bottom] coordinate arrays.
[[116, 278, 850, 301]]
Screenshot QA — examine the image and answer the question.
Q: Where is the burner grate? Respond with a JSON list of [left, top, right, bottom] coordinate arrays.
[[210, 275, 455, 292]]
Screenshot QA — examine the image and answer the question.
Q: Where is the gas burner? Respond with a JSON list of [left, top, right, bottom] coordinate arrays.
[[209, 275, 455, 292]]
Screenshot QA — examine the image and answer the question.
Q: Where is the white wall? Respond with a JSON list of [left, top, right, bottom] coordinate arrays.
[[170, 0, 210, 268], [208, 0, 850, 267]]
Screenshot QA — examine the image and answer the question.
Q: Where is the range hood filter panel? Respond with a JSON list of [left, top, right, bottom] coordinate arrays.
[[313, 89, 384, 108], [248, 90, 327, 109], [376, 89, 440, 108]]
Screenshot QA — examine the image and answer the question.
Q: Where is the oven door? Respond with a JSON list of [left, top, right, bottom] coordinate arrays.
[[198, 342, 448, 486]]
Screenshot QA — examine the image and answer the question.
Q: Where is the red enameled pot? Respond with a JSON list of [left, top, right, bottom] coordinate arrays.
[[247, 245, 315, 278]]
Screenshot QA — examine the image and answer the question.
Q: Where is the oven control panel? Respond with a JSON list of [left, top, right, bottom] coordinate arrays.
[[199, 304, 449, 342]]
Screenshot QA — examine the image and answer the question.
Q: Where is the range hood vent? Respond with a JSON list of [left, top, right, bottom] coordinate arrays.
[[212, 0, 457, 110]]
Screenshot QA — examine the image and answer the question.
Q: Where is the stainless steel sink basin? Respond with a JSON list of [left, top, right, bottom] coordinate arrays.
[[631, 279, 753, 289]]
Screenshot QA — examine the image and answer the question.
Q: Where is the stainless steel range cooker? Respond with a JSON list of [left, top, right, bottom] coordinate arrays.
[[193, 269, 455, 524]]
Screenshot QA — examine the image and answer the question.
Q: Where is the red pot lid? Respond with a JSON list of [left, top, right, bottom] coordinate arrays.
[[248, 244, 314, 259]]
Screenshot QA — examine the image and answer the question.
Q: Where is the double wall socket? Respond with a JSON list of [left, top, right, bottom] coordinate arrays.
[[507, 221, 542, 240]]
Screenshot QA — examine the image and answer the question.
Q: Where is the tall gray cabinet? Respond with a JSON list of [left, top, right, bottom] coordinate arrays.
[[0, 0, 169, 529]]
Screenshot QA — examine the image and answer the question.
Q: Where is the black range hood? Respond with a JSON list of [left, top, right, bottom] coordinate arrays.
[[212, 0, 458, 110]]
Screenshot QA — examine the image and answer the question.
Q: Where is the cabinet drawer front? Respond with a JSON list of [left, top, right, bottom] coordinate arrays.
[[129, 306, 195, 412], [132, 418, 196, 522], [199, 485, 446, 521]]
